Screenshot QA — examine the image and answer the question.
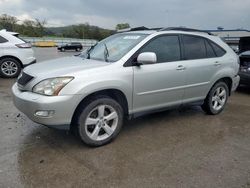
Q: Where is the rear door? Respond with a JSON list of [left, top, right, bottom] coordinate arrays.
[[133, 35, 187, 113], [181, 35, 225, 102]]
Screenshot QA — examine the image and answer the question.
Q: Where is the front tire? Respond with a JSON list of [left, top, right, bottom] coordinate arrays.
[[202, 81, 229, 115], [0, 58, 21, 78], [76, 97, 124, 146]]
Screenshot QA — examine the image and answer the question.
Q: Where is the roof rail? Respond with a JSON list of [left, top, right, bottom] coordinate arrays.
[[116, 26, 213, 35], [117, 26, 162, 33], [159, 27, 213, 35], [116, 26, 149, 33]]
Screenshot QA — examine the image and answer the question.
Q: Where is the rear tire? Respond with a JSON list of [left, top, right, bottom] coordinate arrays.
[[202, 81, 229, 115], [76, 96, 124, 147], [0, 58, 21, 78]]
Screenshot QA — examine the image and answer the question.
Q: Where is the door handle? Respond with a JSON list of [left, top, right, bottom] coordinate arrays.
[[214, 61, 221, 66], [176, 65, 186, 70]]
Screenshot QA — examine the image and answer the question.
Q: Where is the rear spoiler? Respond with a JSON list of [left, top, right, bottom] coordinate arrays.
[[0, 29, 19, 36]]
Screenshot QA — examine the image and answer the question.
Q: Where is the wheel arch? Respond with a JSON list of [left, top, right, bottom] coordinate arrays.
[[211, 77, 233, 96], [70, 88, 129, 128], [0, 55, 23, 67]]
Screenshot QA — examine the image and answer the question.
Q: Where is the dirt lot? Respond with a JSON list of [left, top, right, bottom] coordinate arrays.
[[0, 47, 250, 188]]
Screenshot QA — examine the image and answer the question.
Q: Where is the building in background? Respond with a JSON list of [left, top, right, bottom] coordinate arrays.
[[206, 29, 250, 52]]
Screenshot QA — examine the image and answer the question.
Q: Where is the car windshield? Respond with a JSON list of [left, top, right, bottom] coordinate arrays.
[[85, 33, 148, 62]]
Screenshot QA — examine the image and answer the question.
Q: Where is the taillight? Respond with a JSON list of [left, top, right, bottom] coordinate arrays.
[[15, 43, 32, 48]]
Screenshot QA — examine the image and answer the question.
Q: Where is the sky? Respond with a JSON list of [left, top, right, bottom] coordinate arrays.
[[0, 0, 249, 30]]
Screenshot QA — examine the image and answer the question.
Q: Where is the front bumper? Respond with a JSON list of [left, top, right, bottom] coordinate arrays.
[[12, 83, 82, 130], [23, 59, 36, 67]]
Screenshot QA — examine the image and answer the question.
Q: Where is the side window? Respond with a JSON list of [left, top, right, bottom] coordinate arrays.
[[0, 36, 8, 43], [182, 35, 206, 60], [209, 41, 226, 57], [205, 39, 216, 58], [140, 35, 181, 63]]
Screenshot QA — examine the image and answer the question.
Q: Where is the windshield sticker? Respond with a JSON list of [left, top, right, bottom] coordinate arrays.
[[123, 36, 141, 40]]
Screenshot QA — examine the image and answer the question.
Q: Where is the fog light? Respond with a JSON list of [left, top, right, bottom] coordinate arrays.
[[35, 110, 54, 117]]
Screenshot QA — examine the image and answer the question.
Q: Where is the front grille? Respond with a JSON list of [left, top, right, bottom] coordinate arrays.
[[17, 72, 34, 86]]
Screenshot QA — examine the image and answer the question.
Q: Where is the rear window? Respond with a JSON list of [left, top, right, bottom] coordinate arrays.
[[0, 36, 8, 43], [205, 40, 217, 58], [209, 41, 226, 57]]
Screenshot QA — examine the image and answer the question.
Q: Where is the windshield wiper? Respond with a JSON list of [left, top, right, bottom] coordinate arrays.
[[86, 43, 98, 59], [103, 43, 109, 62]]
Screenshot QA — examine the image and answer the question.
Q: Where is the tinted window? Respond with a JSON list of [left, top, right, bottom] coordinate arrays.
[[205, 40, 216, 58], [140, 35, 181, 63], [183, 35, 206, 60], [0, 36, 8, 43], [209, 41, 226, 57]]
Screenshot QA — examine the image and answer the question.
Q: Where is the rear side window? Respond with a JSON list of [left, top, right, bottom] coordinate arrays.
[[140, 35, 181, 63], [0, 36, 8, 43], [205, 40, 216, 58], [209, 41, 226, 57], [182, 35, 206, 60]]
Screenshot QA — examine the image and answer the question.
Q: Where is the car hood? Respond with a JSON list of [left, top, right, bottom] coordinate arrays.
[[239, 50, 250, 57], [24, 56, 108, 77]]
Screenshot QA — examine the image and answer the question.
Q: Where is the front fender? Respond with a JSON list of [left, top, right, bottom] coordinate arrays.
[[60, 66, 133, 112]]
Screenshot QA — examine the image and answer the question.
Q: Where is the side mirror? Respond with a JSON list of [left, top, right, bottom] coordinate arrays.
[[137, 52, 157, 65]]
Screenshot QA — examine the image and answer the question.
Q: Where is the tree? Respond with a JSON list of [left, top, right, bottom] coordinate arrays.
[[0, 14, 18, 31], [115, 23, 130, 30], [0, 13, 114, 40], [22, 19, 37, 36], [35, 18, 47, 37]]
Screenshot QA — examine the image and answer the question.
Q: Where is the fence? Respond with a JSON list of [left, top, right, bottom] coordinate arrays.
[[21, 36, 98, 47]]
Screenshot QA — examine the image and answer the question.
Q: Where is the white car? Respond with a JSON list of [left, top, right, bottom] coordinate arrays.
[[0, 29, 36, 78]]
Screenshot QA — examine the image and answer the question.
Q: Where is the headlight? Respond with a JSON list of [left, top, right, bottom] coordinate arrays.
[[33, 77, 74, 96]]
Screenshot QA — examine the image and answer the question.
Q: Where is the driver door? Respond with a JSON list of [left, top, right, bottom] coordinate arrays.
[[132, 35, 187, 113]]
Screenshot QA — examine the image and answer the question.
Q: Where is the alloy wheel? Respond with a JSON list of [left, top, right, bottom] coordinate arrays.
[[84, 104, 118, 141], [1, 61, 18, 76], [211, 86, 227, 111]]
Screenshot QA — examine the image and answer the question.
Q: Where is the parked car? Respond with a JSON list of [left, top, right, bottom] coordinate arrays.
[[12, 27, 240, 146], [0, 29, 36, 78], [57, 42, 83, 52], [238, 37, 250, 86]]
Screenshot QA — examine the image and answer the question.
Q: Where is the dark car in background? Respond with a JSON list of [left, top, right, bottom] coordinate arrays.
[[57, 42, 83, 52], [238, 37, 250, 86]]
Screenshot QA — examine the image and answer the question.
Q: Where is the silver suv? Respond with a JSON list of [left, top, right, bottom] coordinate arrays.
[[12, 28, 240, 146]]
